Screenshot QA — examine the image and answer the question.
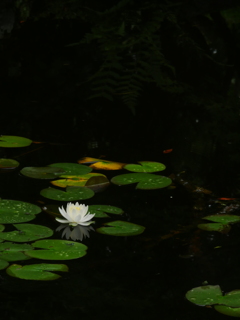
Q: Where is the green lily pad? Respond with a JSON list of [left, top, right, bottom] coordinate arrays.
[[0, 259, 9, 270], [111, 173, 172, 189], [215, 305, 240, 317], [49, 163, 92, 175], [0, 136, 32, 148], [0, 200, 41, 224], [198, 223, 231, 233], [0, 224, 53, 242], [0, 225, 5, 232], [124, 161, 166, 173], [0, 159, 19, 169], [89, 205, 124, 218], [203, 214, 240, 224], [25, 239, 88, 260], [40, 187, 94, 201], [96, 220, 145, 236], [187, 285, 240, 308], [7, 263, 68, 281], [0, 242, 33, 261], [186, 285, 223, 306], [20, 167, 66, 179]]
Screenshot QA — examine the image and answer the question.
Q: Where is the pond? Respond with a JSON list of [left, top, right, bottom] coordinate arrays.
[[0, 136, 240, 319]]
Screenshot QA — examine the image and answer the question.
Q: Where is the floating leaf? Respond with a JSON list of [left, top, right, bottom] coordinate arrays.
[[124, 161, 166, 173], [187, 285, 240, 308], [25, 239, 88, 260], [20, 167, 65, 179], [0, 200, 41, 224], [96, 220, 145, 236], [0, 136, 32, 147], [0, 259, 9, 270], [49, 163, 92, 175], [203, 214, 240, 224], [0, 224, 53, 242], [0, 159, 19, 170], [198, 223, 231, 233], [51, 173, 109, 190], [7, 263, 68, 281], [89, 205, 123, 218], [40, 187, 94, 201], [214, 305, 240, 317], [186, 285, 223, 306], [0, 243, 33, 261], [111, 173, 172, 189], [0, 225, 5, 232], [78, 157, 126, 170]]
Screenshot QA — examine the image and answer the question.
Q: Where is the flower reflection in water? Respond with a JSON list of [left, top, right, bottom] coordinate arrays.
[[56, 224, 95, 241]]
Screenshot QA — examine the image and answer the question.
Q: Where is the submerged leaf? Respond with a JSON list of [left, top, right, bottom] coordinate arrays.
[[89, 205, 124, 218], [96, 220, 145, 236]]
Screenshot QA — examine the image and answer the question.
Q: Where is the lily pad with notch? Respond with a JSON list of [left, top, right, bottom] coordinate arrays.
[[20, 167, 66, 179], [0, 200, 41, 224], [111, 173, 172, 189], [96, 220, 145, 236], [40, 187, 94, 201], [7, 263, 68, 280], [124, 161, 166, 173], [0, 242, 33, 261], [89, 205, 124, 218], [0, 224, 53, 242], [186, 285, 240, 308], [25, 239, 88, 260], [0, 135, 32, 148]]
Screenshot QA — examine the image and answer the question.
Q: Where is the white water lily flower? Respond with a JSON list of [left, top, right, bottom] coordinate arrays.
[[56, 202, 95, 227]]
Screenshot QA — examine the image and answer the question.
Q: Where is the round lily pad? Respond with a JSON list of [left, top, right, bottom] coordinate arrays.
[[0, 259, 9, 270], [203, 214, 240, 224], [25, 239, 88, 260], [0, 242, 33, 261], [111, 173, 172, 189], [40, 187, 94, 201], [186, 285, 223, 306], [7, 263, 68, 280], [89, 205, 123, 218], [20, 167, 66, 179], [0, 136, 32, 147], [0, 200, 41, 224], [124, 161, 166, 173], [49, 163, 92, 175], [96, 220, 145, 236], [198, 223, 231, 233], [0, 224, 53, 242], [0, 159, 19, 169]]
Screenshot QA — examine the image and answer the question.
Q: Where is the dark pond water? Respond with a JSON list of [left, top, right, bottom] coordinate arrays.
[[0, 142, 239, 320]]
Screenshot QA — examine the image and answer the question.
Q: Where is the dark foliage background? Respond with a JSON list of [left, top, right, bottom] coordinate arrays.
[[1, 0, 240, 191]]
